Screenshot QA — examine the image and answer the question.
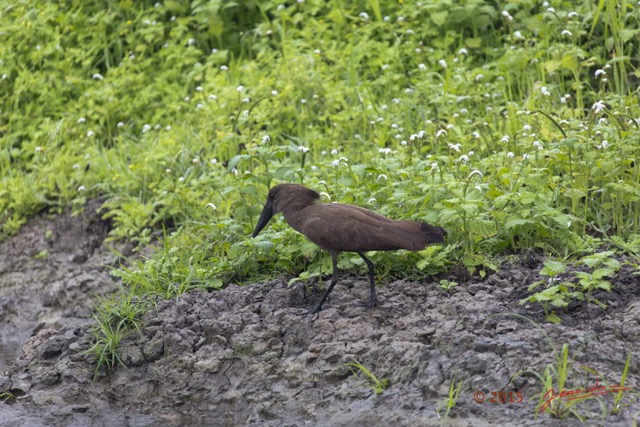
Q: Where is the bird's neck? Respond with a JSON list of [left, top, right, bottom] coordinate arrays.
[[281, 203, 312, 233]]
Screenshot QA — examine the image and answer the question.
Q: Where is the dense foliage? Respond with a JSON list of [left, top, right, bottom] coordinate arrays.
[[1, 0, 639, 355]]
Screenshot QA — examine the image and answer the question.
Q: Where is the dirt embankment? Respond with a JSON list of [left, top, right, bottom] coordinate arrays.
[[1, 203, 639, 426]]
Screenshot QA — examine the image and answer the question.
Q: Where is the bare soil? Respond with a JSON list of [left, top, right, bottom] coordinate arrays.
[[1, 203, 639, 426]]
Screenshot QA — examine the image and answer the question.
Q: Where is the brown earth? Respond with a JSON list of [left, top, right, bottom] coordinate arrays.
[[1, 203, 639, 426]]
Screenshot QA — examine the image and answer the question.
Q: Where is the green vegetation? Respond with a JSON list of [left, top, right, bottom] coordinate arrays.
[[1, 1, 640, 371], [345, 360, 389, 395], [436, 374, 463, 423]]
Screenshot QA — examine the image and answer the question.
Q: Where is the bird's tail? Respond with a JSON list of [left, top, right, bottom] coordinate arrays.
[[420, 222, 446, 243]]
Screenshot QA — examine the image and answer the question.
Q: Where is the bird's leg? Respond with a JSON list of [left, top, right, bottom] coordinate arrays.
[[357, 252, 377, 309], [308, 251, 339, 314]]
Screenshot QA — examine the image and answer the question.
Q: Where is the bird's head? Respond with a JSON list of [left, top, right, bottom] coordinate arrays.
[[252, 183, 320, 237]]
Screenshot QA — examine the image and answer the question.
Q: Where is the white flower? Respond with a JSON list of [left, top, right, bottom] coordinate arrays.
[[448, 143, 461, 152], [195, 86, 203, 92], [117, 121, 125, 128], [165, 125, 172, 131], [206, 203, 217, 211], [475, 74, 484, 81], [72, 163, 80, 170], [418, 130, 426, 138], [501, 135, 510, 143], [192, 157, 200, 164], [533, 140, 543, 149], [142, 124, 152, 132], [458, 48, 468, 55], [418, 63, 427, 70], [381, 64, 390, 71], [568, 11, 578, 18], [392, 98, 400, 104], [546, 7, 555, 13], [298, 145, 310, 153], [86, 130, 95, 137], [595, 69, 606, 77], [92, 73, 104, 80], [331, 149, 338, 155], [396, 16, 405, 22], [236, 85, 245, 92], [601, 139, 609, 149], [523, 153, 530, 160], [514, 30, 524, 39], [592, 100, 607, 113], [196, 103, 203, 109], [35, 146, 44, 153], [242, 97, 250, 103], [184, 96, 190, 102], [220, 65, 229, 71], [400, 140, 407, 146], [523, 124, 532, 131], [271, 90, 278, 96], [368, 197, 377, 204], [468, 170, 483, 178], [561, 30, 572, 36], [431, 162, 439, 171], [404, 87, 414, 94], [165, 168, 172, 173], [507, 152, 515, 158], [377, 174, 387, 181], [129, 54, 135, 60], [501, 10, 513, 21], [472, 131, 481, 139], [436, 129, 448, 138], [359, 12, 369, 19], [77, 117, 86, 124], [459, 154, 469, 162], [77, 185, 86, 192], [438, 59, 447, 69], [541, 86, 551, 96], [391, 123, 399, 129], [379, 148, 392, 155], [409, 134, 418, 141]]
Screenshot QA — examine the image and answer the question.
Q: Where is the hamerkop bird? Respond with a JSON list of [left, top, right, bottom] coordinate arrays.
[[252, 183, 446, 313]]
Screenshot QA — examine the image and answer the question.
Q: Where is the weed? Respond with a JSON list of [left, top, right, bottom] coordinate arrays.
[[345, 361, 389, 395], [436, 374, 463, 423]]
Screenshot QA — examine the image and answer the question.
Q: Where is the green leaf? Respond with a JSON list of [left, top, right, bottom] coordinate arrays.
[[430, 11, 449, 26]]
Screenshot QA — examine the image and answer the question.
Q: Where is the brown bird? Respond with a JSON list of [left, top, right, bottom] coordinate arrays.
[[252, 183, 446, 313]]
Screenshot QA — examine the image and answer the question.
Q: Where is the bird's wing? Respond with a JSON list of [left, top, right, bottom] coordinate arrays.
[[296, 203, 427, 252]]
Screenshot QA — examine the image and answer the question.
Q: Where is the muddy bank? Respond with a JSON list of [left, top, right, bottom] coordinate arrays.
[[2, 253, 640, 426], [0, 200, 114, 370]]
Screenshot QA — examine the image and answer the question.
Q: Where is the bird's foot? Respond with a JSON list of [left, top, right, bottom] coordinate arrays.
[[359, 298, 378, 310], [301, 305, 323, 316]]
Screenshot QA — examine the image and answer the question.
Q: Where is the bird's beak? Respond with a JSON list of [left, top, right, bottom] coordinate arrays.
[[252, 200, 274, 237]]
